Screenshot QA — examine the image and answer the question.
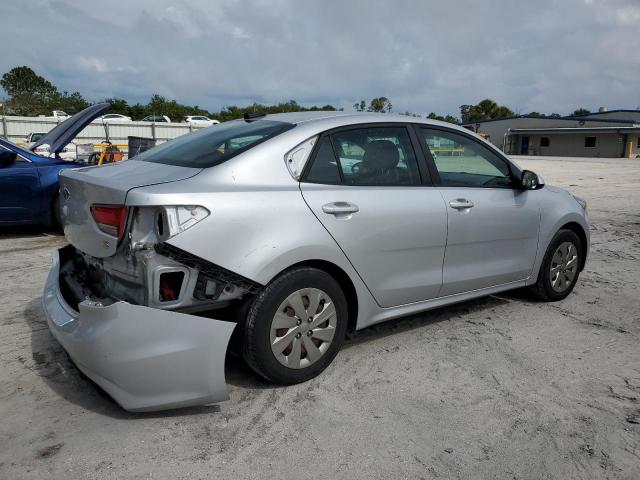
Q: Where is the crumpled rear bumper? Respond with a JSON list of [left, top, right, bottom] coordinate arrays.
[[42, 248, 236, 412]]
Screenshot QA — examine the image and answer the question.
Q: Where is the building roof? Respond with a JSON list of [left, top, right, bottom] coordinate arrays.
[[508, 126, 640, 135], [461, 114, 637, 126], [567, 109, 640, 118]]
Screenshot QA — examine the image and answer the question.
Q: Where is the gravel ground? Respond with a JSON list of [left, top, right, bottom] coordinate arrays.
[[0, 156, 638, 479]]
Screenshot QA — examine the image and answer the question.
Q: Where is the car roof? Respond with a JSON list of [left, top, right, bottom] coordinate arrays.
[[262, 111, 471, 133]]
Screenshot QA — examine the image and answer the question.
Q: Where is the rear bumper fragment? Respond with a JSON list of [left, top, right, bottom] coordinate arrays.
[[42, 248, 236, 412]]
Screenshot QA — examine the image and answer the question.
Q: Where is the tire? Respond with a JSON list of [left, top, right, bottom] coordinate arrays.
[[242, 267, 348, 384], [530, 229, 582, 301]]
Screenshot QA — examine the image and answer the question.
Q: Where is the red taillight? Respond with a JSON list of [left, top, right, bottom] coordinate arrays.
[[90, 204, 128, 239]]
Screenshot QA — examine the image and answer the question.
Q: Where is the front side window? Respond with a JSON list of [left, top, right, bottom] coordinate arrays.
[[331, 127, 421, 186], [422, 128, 514, 188], [135, 119, 294, 168]]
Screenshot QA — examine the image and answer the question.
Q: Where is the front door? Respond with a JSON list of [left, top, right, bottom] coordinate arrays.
[[418, 127, 540, 296], [0, 147, 40, 223], [300, 125, 447, 308], [520, 136, 530, 155]]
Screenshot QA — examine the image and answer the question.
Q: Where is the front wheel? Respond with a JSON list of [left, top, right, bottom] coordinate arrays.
[[530, 229, 582, 301], [242, 267, 348, 384]]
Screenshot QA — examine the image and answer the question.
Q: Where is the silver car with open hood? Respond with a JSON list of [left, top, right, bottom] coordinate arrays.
[[43, 111, 589, 411]]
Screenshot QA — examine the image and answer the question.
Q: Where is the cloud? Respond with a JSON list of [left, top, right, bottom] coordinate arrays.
[[0, 0, 638, 116], [77, 56, 108, 73]]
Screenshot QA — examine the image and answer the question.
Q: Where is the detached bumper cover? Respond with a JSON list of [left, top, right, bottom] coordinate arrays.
[[42, 248, 235, 412]]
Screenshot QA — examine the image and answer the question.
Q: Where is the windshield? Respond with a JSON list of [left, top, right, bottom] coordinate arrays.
[[135, 119, 294, 168]]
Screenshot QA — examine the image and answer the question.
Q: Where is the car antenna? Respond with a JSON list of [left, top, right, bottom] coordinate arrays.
[[244, 111, 265, 122]]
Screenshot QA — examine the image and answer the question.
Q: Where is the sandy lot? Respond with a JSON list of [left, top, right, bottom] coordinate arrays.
[[0, 156, 638, 479]]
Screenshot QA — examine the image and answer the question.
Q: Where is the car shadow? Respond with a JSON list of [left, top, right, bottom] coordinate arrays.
[[0, 225, 62, 239], [221, 293, 527, 388], [343, 294, 519, 348], [24, 291, 533, 418]]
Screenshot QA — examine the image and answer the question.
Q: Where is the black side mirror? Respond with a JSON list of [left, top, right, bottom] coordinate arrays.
[[521, 170, 544, 190], [0, 150, 17, 168]]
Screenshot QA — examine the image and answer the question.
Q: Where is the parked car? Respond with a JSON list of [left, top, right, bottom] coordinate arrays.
[[182, 115, 219, 126], [45, 112, 589, 411], [142, 115, 171, 123], [98, 113, 132, 123], [0, 103, 110, 227], [22, 132, 47, 145], [32, 140, 78, 161], [38, 110, 70, 120], [25, 133, 78, 161], [51, 110, 70, 119]]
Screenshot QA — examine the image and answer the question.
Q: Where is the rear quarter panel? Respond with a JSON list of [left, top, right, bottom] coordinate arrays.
[[125, 141, 379, 328]]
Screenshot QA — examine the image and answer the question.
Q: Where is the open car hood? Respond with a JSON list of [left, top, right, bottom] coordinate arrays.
[[31, 103, 110, 154]]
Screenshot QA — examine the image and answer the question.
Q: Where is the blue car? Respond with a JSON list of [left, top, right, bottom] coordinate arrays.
[[0, 103, 109, 227]]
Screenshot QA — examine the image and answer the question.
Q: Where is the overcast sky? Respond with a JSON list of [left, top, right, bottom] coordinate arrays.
[[2, 0, 639, 116]]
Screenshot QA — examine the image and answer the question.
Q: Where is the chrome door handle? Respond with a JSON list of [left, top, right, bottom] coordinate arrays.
[[322, 201, 359, 215], [449, 199, 474, 210]]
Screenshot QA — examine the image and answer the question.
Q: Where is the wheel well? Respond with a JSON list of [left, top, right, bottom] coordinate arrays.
[[277, 260, 359, 333], [560, 222, 588, 271]]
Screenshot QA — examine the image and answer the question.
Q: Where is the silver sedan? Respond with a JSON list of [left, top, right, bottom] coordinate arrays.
[[44, 112, 589, 411]]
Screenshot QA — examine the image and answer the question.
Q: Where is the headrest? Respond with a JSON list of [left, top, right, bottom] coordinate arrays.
[[362, 140, 400, 170]]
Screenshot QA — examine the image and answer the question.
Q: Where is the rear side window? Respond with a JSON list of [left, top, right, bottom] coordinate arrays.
[[135, 120, 294, 168], [303, 126, 421, 186], [306, 137, 341, 184]]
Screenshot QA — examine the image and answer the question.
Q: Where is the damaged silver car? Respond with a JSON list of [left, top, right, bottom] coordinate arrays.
[[43, 111, 589, 411]]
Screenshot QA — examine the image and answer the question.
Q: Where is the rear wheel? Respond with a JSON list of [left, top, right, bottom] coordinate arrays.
[[242, 267, 348, 384], [530, 229, 582, 301]]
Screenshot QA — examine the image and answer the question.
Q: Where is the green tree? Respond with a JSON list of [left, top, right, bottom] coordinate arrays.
[[0, 66, 58, 115], [352, 98, 392, 113], [353, 100, 366, 112], [527, 111, 544, 118], [51, 90, 89, 114], [460, 99, 514, 123], [427, 112, 460, 124], [572, 108, 591, 116], [214, 100, 338, 122], [367, 97, 392, 113], [102, 97, 130, 116]]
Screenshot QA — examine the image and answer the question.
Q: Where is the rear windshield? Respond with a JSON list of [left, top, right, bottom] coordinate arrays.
[[135, 119, 294, 168]]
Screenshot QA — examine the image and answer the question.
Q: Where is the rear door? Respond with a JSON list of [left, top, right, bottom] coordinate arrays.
[[300, 124, 447, 308], [416, 126, 540, 296], [0, 146, 40, 223]]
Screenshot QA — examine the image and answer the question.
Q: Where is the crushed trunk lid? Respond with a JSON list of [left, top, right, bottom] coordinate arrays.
[[60, 160, 201, 258]]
